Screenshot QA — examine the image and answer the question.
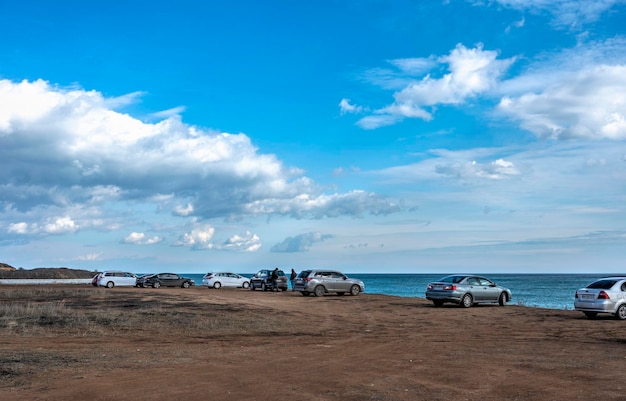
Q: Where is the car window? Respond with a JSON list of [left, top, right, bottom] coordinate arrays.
[[297, 271, 311, 278], [477, 278, 492, 286], [467, 277, 479, 285], [588, 280, 618, 289], [331, 272, 345, 279], [442, 276, 466, 283]]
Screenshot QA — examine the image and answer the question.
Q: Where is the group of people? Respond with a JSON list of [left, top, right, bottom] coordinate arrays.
[[267, 268, 298, 291]]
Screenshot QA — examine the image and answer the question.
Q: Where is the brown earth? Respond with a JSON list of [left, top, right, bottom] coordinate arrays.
[[1, 285, 625, 401]]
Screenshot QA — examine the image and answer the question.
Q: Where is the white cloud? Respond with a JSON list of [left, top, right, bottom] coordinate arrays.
[[435, 158, 521, 180], [8, 216, 78, 235], [354, 44, 515, 129], [339, 98, 364, 114], [498, 65, 626, 140], [176, 225, 216, 249], [220, 231, 261, 252], [123, 232, 163, 245], [0, 78, 401, 235]]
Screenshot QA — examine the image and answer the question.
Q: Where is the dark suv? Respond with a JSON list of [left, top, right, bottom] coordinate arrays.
[[142, 273, 195, 288], [250, 269, 288, 291]]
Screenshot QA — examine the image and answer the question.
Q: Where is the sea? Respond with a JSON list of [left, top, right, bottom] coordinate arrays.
[[180, 273, 612, 311]]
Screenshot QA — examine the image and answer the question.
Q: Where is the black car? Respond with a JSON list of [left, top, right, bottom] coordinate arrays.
[[142, 273, 195, 288], [250, 269, 288, 291]]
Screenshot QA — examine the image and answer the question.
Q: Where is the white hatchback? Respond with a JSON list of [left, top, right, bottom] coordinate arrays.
[[202, 272, 250, 289], [96, 271, 138, 288]]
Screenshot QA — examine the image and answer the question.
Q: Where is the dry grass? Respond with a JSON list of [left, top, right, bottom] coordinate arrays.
[[0, 286, 285, 337]]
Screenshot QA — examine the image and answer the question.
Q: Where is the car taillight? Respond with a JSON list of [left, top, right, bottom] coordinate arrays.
[[427, 284, 433, 290], [304, 278, 312, 282], [443, 285, 456, 291], [598, 291, 610, 300]]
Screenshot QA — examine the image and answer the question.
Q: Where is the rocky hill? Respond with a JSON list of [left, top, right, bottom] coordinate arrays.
[[0, 263, 96, 279]]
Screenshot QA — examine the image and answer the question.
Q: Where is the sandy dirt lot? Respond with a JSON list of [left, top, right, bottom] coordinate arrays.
[[1, 285, 625, 401]]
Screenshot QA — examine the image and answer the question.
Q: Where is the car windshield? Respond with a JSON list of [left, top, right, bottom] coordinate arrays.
[[587, 279, 619, 289], [254, 271, 268, 277]]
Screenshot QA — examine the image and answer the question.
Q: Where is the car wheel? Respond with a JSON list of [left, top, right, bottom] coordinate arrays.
[[250, 283, 256, 290], [498, 292, 507, 306], [349, 285, 360, 296], [153, 282, 160, 289], [460, 294, 473, 308], [213, 282, 221, 289], [106, 281, 114, 288], [261, 283, 267, 291], [615, 304, 626, 320], [314, 285, 326, 297], [433, 300, 444, 307], [242, 281, 250, 289], [584, 311, 598, 319], [182, 281, 190, 288]]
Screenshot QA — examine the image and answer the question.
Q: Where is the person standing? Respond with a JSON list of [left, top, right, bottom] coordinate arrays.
[[290, 268, 297, 291], [271, 268, 279, 292]]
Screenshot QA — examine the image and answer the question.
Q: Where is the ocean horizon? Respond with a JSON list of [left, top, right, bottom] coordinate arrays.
[[176, 272, 613, 311]]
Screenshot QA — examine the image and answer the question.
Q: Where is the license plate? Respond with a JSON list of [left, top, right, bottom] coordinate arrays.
[[581, 294, 595, 300]]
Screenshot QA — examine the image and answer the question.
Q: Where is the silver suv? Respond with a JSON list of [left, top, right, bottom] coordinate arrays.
[[293, 269, 364, 297]]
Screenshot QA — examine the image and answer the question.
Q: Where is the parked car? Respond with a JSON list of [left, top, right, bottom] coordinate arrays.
[[135, 274, 154, 288], [425, 275, 511, 308], [293, 269, 365, 297], [202, 272, 250, 289], [250, 269, 288, 291], [95, 271, 138, 288], [574, 277, 626, 319], [142, 273, 195, 288]]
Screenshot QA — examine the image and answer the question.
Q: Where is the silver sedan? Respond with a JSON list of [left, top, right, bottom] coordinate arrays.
[[574, 277, 626, 320], [425, 275, 511, 308]]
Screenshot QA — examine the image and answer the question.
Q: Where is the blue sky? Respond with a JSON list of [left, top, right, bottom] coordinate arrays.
[[1, 0, 626, 274]]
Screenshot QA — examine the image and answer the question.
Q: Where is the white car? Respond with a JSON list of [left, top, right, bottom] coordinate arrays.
[[96, 271, 138, 288], [202, 272, 250, 289], [575, 277, 626, 319]]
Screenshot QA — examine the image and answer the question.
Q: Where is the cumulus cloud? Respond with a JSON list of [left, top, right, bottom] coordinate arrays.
[[220, 231, 261, 252], [0, 79, 402, 241], [270, 231, 334, 253], [8, 216, 78, 235], [498, 65, 626, 140], [353, 44, 515, 129], [123, 232, 163, 245], [175, 225, 216, 250]]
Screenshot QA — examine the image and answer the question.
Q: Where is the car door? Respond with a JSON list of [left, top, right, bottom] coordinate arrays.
[[467, 277, 484, 301], [224, 273, 237, 287], [477, 277, 500, 302], [332, 272, 350, 292], [124, 272, 136, 286]]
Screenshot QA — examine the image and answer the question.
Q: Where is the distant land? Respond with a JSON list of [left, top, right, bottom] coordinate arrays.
[[0, 263, 96, 279]]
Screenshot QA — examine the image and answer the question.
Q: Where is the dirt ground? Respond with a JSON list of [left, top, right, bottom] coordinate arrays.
[[1, 285, 625, 401]]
